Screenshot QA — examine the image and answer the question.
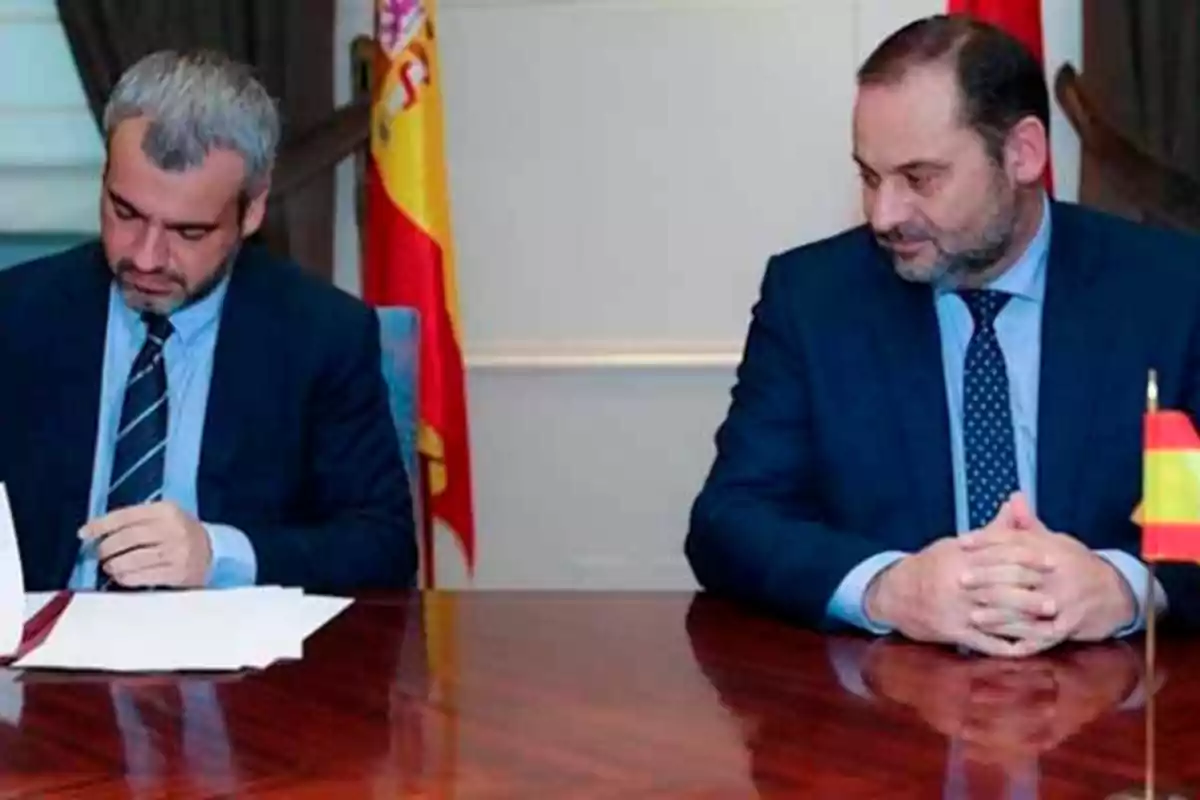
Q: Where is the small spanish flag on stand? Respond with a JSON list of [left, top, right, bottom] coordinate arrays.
[[1130, 369, 1200, 798], [1141, 373, 1200, 561]]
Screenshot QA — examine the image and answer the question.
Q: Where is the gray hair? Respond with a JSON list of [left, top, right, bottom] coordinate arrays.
[[102, 49, 281, 195]]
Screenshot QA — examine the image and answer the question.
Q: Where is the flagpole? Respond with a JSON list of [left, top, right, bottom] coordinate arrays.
[[1145, 369, 1158, 800]]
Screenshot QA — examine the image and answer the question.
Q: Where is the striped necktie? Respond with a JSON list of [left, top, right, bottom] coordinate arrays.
[[107, 312, 173, 513]]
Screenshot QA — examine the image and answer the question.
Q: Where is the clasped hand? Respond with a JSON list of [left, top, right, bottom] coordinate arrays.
[[867, 493, 1137, 657]]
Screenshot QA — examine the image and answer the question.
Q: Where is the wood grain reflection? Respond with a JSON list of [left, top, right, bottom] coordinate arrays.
[[0, 592, 1193, 797]]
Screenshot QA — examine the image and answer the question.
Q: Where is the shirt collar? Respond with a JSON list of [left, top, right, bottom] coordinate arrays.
[[936, 194, 1051, 303], [111, 273, 230, 347]]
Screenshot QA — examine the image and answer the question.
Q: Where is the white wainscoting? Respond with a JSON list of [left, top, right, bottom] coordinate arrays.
[[460, 358, 738, 589]]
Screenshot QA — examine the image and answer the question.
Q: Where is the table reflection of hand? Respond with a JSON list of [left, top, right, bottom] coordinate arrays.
[[863, 642, 1142, 768]]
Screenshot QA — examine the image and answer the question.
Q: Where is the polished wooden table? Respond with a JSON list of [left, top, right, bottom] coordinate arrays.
[[0, 591, 1197, 798]]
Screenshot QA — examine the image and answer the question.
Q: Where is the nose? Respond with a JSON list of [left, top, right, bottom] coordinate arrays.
[[130, 223, 167, 272], [865, 180, 911, 235]]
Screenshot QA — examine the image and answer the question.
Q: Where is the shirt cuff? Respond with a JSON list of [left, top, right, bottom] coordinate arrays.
[[826, 637, 878, 700], [825, 551, 909, 634], [202, 523, 258, 588], [1095, 549, 1167, 637]]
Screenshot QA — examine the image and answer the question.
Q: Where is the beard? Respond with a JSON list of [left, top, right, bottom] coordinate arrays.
[[114, 245, 238, 315], [878, 178, 1019, 286]]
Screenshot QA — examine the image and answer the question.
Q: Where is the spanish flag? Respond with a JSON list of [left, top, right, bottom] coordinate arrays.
[[364, 0, 475, 584], [365, 5, 465, 793], [1142, 409, 1200, 561]]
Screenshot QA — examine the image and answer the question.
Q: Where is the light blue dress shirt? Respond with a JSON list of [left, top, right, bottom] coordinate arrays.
[[827, 197, 1165, 634], [69, 279, 257, 589]]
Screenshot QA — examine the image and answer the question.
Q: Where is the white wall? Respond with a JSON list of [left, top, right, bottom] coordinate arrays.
[[1042, 0, 1084, 201], [0, 0, 1082, 588]]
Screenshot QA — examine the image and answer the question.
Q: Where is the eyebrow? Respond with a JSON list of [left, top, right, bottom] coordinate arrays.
[[107, 189, 222, 232], [853, 154, 951, 171]]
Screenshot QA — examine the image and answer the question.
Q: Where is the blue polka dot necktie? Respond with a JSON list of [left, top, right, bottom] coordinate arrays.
[[958, 289, 1020, 530]]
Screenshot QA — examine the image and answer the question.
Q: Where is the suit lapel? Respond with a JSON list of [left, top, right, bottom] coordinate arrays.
[[864, 247, 956, 545], [1036, 204, 1113, 534], [45, 246, 112, 583], [196, 251, 267, 521]]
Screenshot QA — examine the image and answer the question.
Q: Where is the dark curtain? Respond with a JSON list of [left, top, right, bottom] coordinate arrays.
[[1077, 0, 1200, 229], [55, 0, 371, 281]]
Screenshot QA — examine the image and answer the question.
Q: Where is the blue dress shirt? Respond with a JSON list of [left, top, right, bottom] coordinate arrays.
[[69, 279, 257, 589], [827, 197, 1166, 634]]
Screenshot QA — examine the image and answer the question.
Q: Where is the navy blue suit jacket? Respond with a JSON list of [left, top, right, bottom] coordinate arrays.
[[0, 242, 416, 592], [687, 201, 1200, 630]]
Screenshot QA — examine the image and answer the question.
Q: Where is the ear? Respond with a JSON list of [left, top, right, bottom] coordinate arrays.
[[239, 182, 271, 238], [1003, 116, 1049, 187]]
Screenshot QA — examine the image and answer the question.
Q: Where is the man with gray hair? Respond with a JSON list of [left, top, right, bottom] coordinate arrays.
[[0, 49, 417, 592]]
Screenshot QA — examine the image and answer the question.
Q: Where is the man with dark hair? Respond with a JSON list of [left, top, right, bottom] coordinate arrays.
[[858, 14, 1050, 165], [686, 14, 1200, 655]]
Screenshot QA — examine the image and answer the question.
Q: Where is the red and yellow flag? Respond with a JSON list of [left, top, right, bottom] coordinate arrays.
[[948, 0, 1054, 195], [1142, 409, 1200, 561], [364, 0, 475, 584]]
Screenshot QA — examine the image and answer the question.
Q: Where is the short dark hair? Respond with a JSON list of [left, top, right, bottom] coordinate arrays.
[[857, 14, 1050, 162]]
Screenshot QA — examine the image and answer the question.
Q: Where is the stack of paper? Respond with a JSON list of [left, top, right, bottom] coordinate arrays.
[[0, 485, 27, 656], [0, 482, 352, 672], [13, 587, 352, 672]]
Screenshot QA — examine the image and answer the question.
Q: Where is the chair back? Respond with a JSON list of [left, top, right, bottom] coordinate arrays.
[[376, 306, 423, 525], [0, 234, 91, 271]]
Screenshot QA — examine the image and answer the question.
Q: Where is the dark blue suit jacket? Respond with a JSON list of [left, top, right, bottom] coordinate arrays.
[[687, 201, 1200, 630], [0, 242, 416, 592]]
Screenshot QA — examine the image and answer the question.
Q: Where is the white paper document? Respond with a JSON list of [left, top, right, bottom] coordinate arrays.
[[0, 484, 349, 672], [0, 484, 26, 657], [12, 586, 352, 672], [23, 592, 56, 623]]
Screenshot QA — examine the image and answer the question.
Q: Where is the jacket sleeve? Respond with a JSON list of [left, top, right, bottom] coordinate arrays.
[[686, 255, 891, 628], [239, 307, 418, 592]]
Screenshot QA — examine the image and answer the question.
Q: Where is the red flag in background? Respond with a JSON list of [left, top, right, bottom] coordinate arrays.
[[364, 0, 475, 585], [949, 0, 1054, 195], [364, 7, 467, 786]]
